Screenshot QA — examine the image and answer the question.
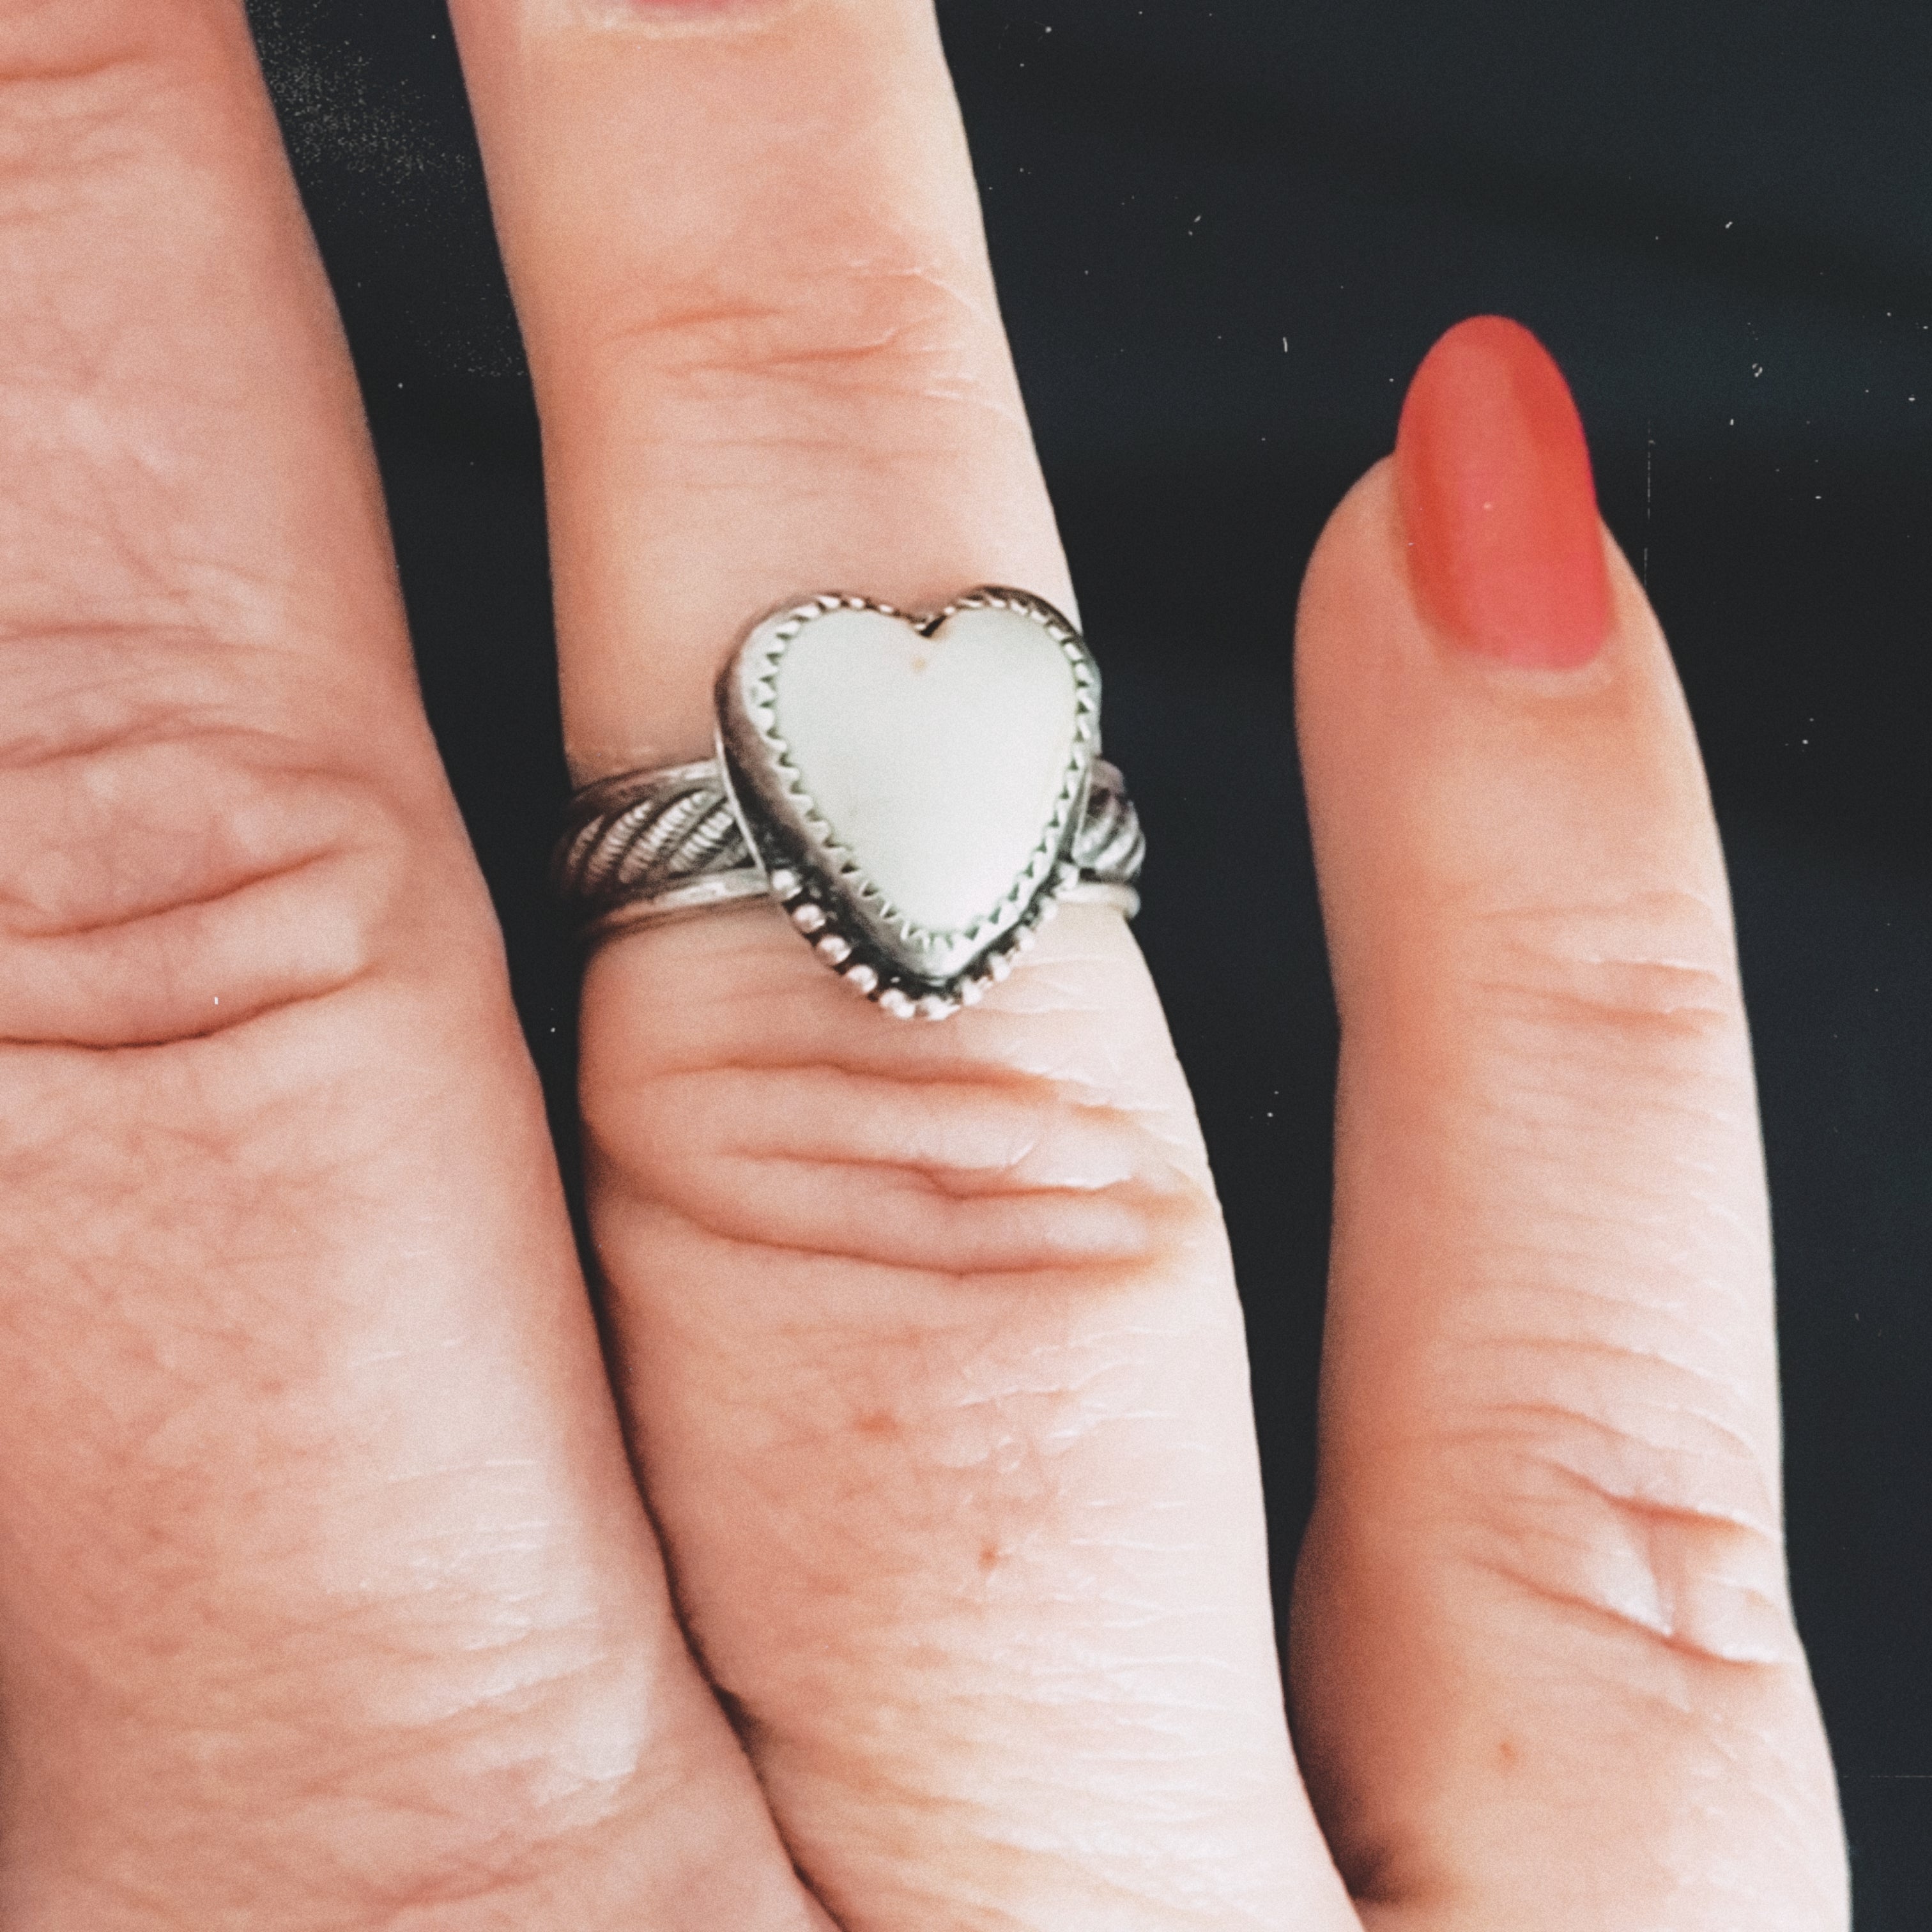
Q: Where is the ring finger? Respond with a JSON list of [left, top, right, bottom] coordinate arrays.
[[447, 1, 1349, 1926]]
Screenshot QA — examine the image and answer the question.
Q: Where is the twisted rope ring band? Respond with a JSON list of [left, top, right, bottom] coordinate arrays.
[[555, 756, 1144, 945]]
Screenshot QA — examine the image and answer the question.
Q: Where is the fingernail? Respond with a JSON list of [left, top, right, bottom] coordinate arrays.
[[1394, 316, 1611, 669]]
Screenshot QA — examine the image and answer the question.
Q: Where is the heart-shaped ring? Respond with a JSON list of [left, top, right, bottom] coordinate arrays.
[[551, 587, 1143, 1020], [716, 588, 1103, 1015]]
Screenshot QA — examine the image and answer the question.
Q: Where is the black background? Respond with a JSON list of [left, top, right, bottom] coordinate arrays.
[[245, 2, 1932, 1919]]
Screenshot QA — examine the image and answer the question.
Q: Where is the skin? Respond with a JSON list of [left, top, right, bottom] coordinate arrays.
[[0, 0, 1846, 1926]]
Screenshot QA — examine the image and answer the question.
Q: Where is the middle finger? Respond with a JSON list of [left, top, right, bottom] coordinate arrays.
[[0, 3, 815, 1921]]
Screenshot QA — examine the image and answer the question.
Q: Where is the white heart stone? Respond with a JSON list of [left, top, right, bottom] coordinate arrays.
[[769, 605, 1080, 935]]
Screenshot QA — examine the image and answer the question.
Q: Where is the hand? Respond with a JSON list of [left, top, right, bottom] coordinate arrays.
[[0, 3, 1846, 1928]]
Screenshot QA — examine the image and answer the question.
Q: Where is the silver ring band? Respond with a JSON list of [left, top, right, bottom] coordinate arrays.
[[554, 754, 1144, 944]]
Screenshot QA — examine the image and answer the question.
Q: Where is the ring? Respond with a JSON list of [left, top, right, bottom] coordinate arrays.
[[552, 588, 1146, 1020]]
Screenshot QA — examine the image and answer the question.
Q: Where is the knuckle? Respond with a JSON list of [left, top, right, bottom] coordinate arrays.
[[1459, 886, 1745, 1059], [581, 915, 1211, 1287], [0, 6, 146, 113], [608, 1062, 1190, 1280], [591, 246, 1004, 425], [0, 8, 203, 231], [0, 631, 424, 1048], [1436, 1373, 1800, 1670], [31, 1636, 665, 1922], [609, 1078, 1205, 1298]]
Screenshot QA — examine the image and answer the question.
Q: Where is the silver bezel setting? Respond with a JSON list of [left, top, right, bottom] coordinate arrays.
[[716, 588, 1102, 1013]]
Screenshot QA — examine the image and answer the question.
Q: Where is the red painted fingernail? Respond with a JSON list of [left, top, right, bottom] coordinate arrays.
[[1394, 316, 1611, 668]]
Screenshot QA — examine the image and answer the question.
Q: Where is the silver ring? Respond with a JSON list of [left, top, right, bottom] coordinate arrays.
[[553, 588, 1145, 1019]]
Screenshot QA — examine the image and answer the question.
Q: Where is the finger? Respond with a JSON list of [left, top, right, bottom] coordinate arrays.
[[0, 6, 812, 1920], [448, 1, 1351, 1926], [461, 0, 1074, 777], [1289, 319, 1846, 1927]]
